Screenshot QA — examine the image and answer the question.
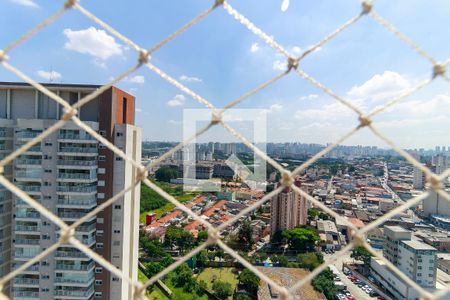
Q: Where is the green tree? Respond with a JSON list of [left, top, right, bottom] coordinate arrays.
[[312, 268, 337, 300], [238, 269, 260, 293], [155, 166, 178, 182], [351, 246, 372, 266], [198, 230, 208, 242], [272, 255, 288, 267], [212, 281, 233, 300], [197, 250, 209, 268], [237, 220, 255, 251], [140, 184, 167, 213], [308, 208, 320, 220], [296, 252, 324, 271], [172, 263, 196, 291], [282, 226, 320, 252], [165, 226, 195, 253], [139, 235, 165, 258]]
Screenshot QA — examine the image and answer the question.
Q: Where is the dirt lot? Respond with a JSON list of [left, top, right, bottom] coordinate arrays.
[[256, 267, 326, 300]]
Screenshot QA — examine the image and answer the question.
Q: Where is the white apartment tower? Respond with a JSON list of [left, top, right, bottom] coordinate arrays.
[[0, 82, 141, 300]]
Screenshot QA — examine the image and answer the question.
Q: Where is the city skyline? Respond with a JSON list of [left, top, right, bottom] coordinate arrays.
[[1, 1, 450, 148]]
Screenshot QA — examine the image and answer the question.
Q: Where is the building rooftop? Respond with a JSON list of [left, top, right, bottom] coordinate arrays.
[[402, 240, 437, 251], [384, 225, 411, 233], [0, 81, 101, 90]]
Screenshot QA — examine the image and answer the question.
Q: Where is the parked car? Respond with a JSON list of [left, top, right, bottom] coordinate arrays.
[[347, 296, 356, 300]]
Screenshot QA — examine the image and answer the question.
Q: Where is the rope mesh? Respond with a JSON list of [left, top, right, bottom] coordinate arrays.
[[0, 0, 449, 299]]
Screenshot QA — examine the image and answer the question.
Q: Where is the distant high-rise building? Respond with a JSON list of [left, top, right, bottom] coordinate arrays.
[[423, 191, 450, 217], [434, 154, 449, 175], [270, 179, 307, 235], [0, 82, 141, 300]]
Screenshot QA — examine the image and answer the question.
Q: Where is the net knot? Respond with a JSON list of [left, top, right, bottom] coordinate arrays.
[[138, 50, 149, 65], [64, 0, 77, 9], [279, 287, 292, 300], [281, 170, 293, 187], [361, 0, 373, 15], [133, 284, 146, 300], [0, 50, 7, 63], [211, 110, 222, 125], [207, 228, 219, 244], [62, 107, 77, 121], [136, 166, 148, 181], [433, 63, 446, 78], [358, 116, 372, 128], [214, 0, 225, 8], [287, 57, 298, 72], [0, 166, 4, 175], [59, 228, 75, 244], [429, 175, 442, 191], [352, 232, 366, 247]]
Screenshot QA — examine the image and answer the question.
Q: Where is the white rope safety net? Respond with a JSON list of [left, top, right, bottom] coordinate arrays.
[[0, 0, 449, 299]]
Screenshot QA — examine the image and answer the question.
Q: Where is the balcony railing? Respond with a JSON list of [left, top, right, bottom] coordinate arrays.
[[0, 131, 7, 137], [15, 159, 42, 166], [14, 171, 42, 179], [14, 238, 40, 245], [15, 212, 40, 219], [54, 287, 94, 297], [76, 224, 96, 232], [59, 133, 96, 140], [57, 198, 97, 207], [15, 225, 40, 232], [58, 147, 97, 154], [55, 262, 94, 271], [17, 186, 41, 193], [56, 186, 96, 193], [13, 278, 39, 285], [57, 160, 97, 167], [23, 146, 41, 152], [55, 277, 94, 285], [16, 131, 41, 139], [12, 291, 39, 298], [55, 251, 89, 259], [13, 264, 39, 272], [0, 145, 6, 151], [58, 212, 92, 219], [14, 251, 40, 258], [58, 173, 97, 180]]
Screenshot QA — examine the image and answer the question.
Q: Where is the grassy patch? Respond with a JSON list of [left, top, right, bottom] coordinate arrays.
[[197, 267, 238, 299], [164, 272, 209, 300], [139, 180, 199, 223]]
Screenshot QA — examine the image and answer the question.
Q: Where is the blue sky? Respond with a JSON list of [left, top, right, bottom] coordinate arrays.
[[1, 0, 450, 148]]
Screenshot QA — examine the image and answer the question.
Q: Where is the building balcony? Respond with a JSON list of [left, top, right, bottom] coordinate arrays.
[[54, 277, 94, 287], [55, 250, 90, 260], [56, 198, 97, 208], [23, 146, 42, 154], [54, 287, 94, 298], [57, 159, 97, 168], [14, 238, 40, 246], [14, 225, 40, 233], [13, 278, 39, 286], [56, 186, 96, 194], [12, 291, 39, 298], [16, 185, 41, 195], [15, 159, 42, 167], [14, 251, 39, 259], [14, 171, 42, 182], [12, 264, 39, 273], [15, 131, 41, 139], [57, 173, 97, 183], [0, 130, 7, 138], [55, 262, 94, 271], [15, 212, 40, 220], [58, 211, 93, 220], [58, 147, 97, 156], [58, 133, 97, 142], [75, 224, 96, 233]]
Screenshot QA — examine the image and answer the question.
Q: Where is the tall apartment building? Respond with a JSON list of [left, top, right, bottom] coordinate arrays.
[[0, 82, 141, 300], [270, 179, 307, 235]]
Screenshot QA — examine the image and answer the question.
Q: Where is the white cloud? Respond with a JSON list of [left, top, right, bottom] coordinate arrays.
[[347, 71, 411, 102], [300, 94, 319, 101], [135, 108, 143, 113], [267, 103, 283, 113], [250, 42, 260, 53], [167, 94, 186, 107], [273, 60, 287, 72], [179, 75, 202, 83], [127, 75, 145, 84], [11, 0, 38, 8], [37, 70, 61, 81], [63, 27, 124, 60], [291, 46, 302, 56], [168, 119, 181, 125]]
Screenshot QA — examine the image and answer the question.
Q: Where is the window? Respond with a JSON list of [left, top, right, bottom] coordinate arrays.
[[113, 255, 120, 259], [41, 288, 49, 292], [98, 193, 105, 199], [44, 169, 52, 173], [116, 132, 123, 137], [95, 292, 102, 298], [44, 155, 52, 160], [98, 180, 105, 187], [95, 267, 103, 274], [42, 275, 50, 279], [113, 230, 121, 234], [98, 155, 106, 161], [97, 218, 104, 224], [99, 144, 106, 149], [44, 142, 52, 146], [96, 230, 104, 236], [98, 168, 105, 174], [113, 241, 120, 246], [96, 243, 103, 249], [115, 157, 123, 161], [99, 130, 106, 136], [112, 277, 119, 282], [95, 280, 102, 286], [43, 196, 51, 200], [114, 205, 121, 210]]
